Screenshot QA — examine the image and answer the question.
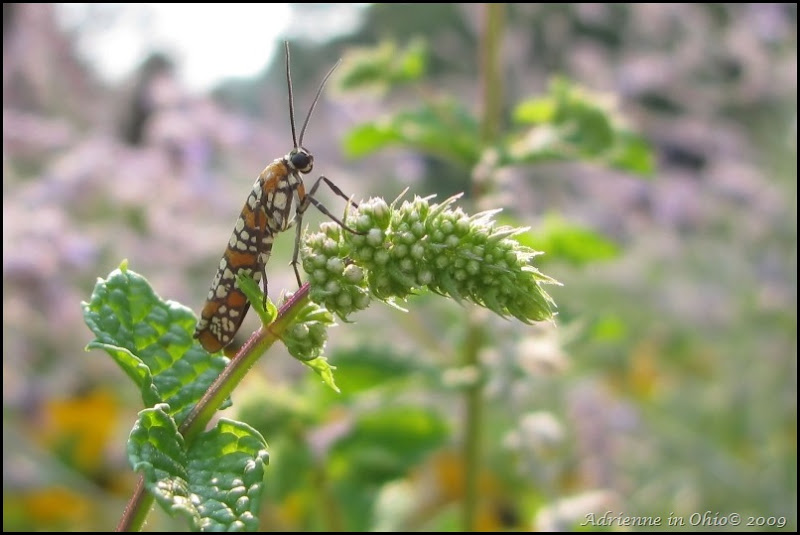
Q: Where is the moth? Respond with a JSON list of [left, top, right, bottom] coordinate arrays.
[[194, 42, 358, 353]]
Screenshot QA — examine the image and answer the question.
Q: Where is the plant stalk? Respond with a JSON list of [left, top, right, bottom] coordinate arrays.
[[462, 3, 505, 532], [116, 284, 313, 532]]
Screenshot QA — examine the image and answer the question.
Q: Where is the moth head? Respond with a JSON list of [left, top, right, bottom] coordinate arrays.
[[289, 147, 314, 174]]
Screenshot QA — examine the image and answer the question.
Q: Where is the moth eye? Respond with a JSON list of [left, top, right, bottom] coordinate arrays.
[[291, 149, 313, 173]]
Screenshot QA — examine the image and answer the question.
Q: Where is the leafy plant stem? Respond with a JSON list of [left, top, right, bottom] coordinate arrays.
[[179, 284, 311, 443], [115, 284, 313, 532], [115, 478, 153, 532]]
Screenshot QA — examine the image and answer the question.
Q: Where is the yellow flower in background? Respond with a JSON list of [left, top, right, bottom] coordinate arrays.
[[38, 388, 118, 474], [10, 487, 93, 529]]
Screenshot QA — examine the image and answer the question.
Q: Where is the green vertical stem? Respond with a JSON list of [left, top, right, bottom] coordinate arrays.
[[480, 4, 505, 146], [461, 310, 487, 532], [462, 3, 505, 532], [474, 3, 505, 200]]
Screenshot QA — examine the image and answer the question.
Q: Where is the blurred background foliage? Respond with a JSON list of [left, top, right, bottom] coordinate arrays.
[[3, 3, 796, 532]]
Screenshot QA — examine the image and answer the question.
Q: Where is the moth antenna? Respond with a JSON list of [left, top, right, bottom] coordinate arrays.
[[297, 57, 342, 147], [285, 41, 299, 149]]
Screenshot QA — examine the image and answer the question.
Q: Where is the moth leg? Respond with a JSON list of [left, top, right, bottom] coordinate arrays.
[[301, 175, 362, 234], [306, 175, 360, 210], [290, 176, 364, 287], [291, 207, 306, 288], [253, 204, 270, 310]]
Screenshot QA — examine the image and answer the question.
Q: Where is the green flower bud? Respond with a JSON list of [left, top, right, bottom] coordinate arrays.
[[343, 264, 364, 284], [326, 257, 345, 274]]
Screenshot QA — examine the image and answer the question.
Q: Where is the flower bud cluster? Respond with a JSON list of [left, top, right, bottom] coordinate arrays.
[[301, 194, 557, 323], [282, 306, 336, 362]]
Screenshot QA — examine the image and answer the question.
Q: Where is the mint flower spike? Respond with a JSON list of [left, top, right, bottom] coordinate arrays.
[[301, 192, 559, 324]]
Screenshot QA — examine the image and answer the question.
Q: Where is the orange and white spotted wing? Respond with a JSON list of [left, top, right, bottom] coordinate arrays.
[[194, 154, 307, 353]]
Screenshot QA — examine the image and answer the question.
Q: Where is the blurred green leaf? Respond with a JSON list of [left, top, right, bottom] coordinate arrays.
[[128, 403, 269, 532], [83, 262, 230, 424], [339, 483, 380, 532], [609, 131, 656, 176], [327, 346, 436, 396], [513, 98, 557, 124], [343, 100, 481, 167], [258, 435, 315, 506], [236, 384, 319, 438], [591, 315, 628, 342], [561, 104, 614, 155], [512, 214, 620, 266], [331, 406, 449, 484], [507, 77, 655, 176], [336, 40, 428, 92]]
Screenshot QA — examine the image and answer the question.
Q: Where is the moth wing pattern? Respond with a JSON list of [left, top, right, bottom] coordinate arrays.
[[193, 41, 343, 354], [194, 160, 299, 353]]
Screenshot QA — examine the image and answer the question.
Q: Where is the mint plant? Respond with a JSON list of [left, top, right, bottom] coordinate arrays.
[[83, 191, 558, 531]]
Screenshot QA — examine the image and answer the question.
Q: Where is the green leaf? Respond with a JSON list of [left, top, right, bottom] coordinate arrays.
[[343, 123, 404, 159], [331, 406, 448, 484], [513, 97, 557, 124], [236, 272, 277, 325], [129, 404, 269, 532], [329, 346, 437, 395], [257, 435, 315, 504], [343, 100, 481, 167], [235, 384, 319, 437], [507, 77, 655, 177], [500, 124, 566, 165], [83, 262, 229, 424], [562, 104, 615, 155], [610, 131, 656, 176], [511, 214, 620, 266], [336, 39, 427, 92], [302, 357, 340, 393]]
